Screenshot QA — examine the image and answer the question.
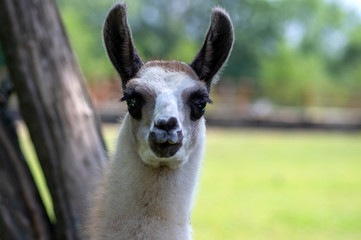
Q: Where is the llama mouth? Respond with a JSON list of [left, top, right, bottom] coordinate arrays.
[[148, 140, 183, 158], [148, 130, 183, 158]]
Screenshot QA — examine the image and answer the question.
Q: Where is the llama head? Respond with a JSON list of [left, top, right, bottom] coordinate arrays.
[[103, 3, 233, 168]]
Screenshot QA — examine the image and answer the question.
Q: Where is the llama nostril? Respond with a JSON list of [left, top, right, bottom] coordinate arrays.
[[154, 117, 179, 132], [149, 131, 168, 144], [168, 130, 183, 144]]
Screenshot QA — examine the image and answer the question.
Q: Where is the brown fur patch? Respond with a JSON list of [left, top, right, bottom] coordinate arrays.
[[142, 60, 199, 80]]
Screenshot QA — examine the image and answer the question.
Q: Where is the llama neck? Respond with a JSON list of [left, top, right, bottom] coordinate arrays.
[[100, 117, 205, 239]]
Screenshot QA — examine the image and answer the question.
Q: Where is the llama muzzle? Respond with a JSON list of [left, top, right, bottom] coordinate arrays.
[[148, 117, 184, 158]]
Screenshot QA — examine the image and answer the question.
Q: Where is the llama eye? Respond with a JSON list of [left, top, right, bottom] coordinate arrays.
[[194, 99, 206, 112], [188, 89, 212, 121], [127, 97, 137, 109], [190, 98, 208, 121], [121, 93, 144, 120]]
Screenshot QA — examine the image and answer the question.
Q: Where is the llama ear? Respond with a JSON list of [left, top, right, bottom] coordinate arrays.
[[189, 7, 234, 92], [103, 3, 144, 90]]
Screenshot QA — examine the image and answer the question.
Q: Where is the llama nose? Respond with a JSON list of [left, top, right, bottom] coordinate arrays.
[[154, 117, 179, 132], [150, 117, 183, 144]]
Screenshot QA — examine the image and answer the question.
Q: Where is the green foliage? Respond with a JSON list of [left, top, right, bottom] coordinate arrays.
[[58, 1, 114, 81], [331, 25, 361, 94], [260, 44, 341, 106], [283, 0, 346, 55], [56, 0, 288, 80], [56, 0, 361, 106], [166, 37, 200, 63]]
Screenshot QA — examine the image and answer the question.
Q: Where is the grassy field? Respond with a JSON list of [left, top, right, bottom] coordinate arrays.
[[192, 129, 361, 240], [20, 125, 361, 239]]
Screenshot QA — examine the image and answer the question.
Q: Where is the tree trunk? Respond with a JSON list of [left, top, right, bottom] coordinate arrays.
[[0, 0, 107, 239], [0, 76, 53, 240]]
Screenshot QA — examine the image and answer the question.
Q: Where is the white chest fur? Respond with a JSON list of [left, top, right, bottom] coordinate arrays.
[[88, 117, 205, 240]]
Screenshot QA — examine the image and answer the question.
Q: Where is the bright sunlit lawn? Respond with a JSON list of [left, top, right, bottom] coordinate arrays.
[[21, 124, 361, 240]]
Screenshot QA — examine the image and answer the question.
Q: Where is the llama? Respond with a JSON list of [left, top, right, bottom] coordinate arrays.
[[87, 3, 233, 239]]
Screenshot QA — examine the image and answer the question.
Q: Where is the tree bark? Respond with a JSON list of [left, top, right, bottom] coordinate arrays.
[[0, 0, 107, 239], [0, 76, 53, 240], [0, 122, 54, 240]]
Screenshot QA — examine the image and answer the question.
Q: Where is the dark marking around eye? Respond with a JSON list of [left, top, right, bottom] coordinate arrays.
[[120, 90, 144, 120], [188, 89, 212, 121]]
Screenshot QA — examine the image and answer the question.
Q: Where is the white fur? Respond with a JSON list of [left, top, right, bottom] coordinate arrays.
[[87, 67, 207, 240]]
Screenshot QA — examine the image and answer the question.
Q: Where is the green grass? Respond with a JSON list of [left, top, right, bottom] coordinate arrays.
[[18, 123, 55, 222], [193, 129, 361, 240], [19, 125, 361, 239]]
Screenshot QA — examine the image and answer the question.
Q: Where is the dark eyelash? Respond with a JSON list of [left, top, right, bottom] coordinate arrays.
[[120, 95, 128, 102], [190, 89, 213, 103], [204, 97, 213, 104], [120, 90, 132, 102], [120, 89, 141, 102]]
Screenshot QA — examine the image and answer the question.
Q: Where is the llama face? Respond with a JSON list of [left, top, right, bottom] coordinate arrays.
[[103, 3, 234, 168], [122, 62, 210, 168]]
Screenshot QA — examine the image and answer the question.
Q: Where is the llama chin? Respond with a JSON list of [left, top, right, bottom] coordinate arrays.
[[87, 3, 234, 239]]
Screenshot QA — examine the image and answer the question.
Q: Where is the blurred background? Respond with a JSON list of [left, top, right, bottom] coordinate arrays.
[[1, 0, 361, 239], [56, 0, 361, 128]]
